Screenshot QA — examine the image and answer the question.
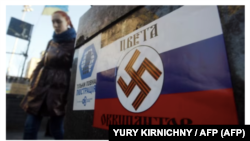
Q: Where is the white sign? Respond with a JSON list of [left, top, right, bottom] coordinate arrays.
[[116, 46, 164, 113], [73, 34, 101, 110]]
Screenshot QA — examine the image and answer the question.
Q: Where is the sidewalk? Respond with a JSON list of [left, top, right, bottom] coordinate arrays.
[[6, 130, 54, 140]]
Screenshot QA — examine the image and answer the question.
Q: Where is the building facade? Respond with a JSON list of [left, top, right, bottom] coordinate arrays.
[[25, 51, 44, 79]]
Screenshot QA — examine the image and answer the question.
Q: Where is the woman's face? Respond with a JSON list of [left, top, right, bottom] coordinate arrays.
[[52, 13, 68, 34]]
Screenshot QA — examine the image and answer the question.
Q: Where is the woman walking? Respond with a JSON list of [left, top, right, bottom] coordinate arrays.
[[20, 10, 76, 139]]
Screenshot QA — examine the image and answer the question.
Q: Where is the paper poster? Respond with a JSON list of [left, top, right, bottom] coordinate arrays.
[[93, 6, 238, 129], [73, 34, 101, 110]]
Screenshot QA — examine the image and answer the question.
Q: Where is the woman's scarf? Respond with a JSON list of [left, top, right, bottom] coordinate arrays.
[[52, 28, 76, 43]]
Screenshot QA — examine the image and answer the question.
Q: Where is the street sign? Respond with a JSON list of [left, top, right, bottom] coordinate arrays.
[[7, 17, 33, 41]]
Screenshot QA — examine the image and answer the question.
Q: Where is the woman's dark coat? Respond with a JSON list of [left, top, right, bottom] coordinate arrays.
[[20, 39, 75, 116]]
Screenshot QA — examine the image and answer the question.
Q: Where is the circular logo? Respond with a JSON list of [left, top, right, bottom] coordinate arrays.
[[116, 46, 164, 113]]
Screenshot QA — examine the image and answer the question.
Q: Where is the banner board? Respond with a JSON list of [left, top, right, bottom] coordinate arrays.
[[93, 6, 238, 129]]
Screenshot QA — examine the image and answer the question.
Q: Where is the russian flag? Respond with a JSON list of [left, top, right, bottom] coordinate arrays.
[[93, 6, 238, 130]]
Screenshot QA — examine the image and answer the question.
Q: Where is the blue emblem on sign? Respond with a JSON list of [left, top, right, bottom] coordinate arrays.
[[79, 44, 97, 80], [82, 96, 92, 106]]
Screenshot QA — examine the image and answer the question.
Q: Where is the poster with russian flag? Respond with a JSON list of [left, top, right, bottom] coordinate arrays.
[[93, 6, 238, 130]]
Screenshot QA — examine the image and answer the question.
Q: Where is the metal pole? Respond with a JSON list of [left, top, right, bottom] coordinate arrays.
[[20, 39, 30, 78], [6, 10, 26, 76], [20, 21, 34, 78]]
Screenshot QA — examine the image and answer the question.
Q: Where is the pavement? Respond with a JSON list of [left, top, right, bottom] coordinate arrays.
[[6, 130, 54, 140]]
